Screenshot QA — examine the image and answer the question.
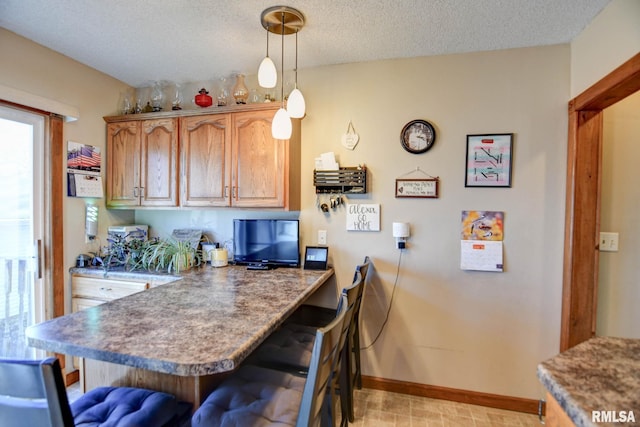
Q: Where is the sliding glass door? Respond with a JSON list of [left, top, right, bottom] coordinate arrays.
[[0, 105, 45, 358]]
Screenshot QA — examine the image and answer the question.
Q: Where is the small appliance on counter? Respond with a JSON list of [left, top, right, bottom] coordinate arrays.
[[211, 247, 228, 267], [108, 225, 149, 241], [75, 253, 93, 268], [201, 239, 229, 268], [202, 243, 216, 263]]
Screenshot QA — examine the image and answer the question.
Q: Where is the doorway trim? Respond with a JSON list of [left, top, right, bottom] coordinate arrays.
[[561, 52, 640, 351]]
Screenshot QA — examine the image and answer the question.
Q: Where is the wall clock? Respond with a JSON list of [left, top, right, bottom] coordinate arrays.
[[400, 119, 436, 154]]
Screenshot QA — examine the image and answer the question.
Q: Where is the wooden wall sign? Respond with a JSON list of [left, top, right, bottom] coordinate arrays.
[[395, 178, 439, 198]]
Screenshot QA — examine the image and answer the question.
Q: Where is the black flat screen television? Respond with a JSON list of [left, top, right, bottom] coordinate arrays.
[[233, 219, 300, 268]]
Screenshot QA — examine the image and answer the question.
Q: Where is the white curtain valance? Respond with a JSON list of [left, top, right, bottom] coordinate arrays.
[[0, 84, 79, 122]]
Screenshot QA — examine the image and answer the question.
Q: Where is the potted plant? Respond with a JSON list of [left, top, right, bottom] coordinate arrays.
[[141, 238, 202, 273]]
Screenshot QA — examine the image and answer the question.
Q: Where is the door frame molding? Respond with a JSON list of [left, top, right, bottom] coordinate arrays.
[[0, 101, 64, 321], [561, 53, 640, 351]]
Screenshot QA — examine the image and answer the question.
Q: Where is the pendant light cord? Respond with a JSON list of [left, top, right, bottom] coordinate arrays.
[[280, 12, 285, 106], [265, 24, 270, 57], [294, 30, 298, 88]]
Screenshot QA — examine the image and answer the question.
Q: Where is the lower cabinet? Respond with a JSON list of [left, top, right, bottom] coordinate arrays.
[[544, 392, 576, 427], [71, 275, 149, 391]]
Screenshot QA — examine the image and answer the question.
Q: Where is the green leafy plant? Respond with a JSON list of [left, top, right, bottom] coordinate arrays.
[[101, 229, 154, 271], [140, 238, 202, 273], [100, 228, 202, 273]]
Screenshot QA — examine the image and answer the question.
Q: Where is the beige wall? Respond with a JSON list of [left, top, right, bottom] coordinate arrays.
[[298, 46, 568, 399], [570, 0, 640, 96], [598, 91, 640, 339], [0, 28, 135, 313], [1, 0, 635, 401]]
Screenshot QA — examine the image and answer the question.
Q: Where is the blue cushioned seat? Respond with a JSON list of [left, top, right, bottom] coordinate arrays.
[[249, 322, 317, 371], [0, 357, 190, 427], [192, 364, 305, 426], [71, 386, 179, 427]]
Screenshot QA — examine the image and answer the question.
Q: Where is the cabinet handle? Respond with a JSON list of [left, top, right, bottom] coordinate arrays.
[[140, 187, 145, 199], [133, 187, 138, 197], [232, 187, 237, 198], [99, 287, 113, 292], [224, 186, 229, 198]]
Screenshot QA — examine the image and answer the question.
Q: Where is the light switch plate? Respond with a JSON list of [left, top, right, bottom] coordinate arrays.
[[599, 232, 619, 252], [318, 230, 327, 245]]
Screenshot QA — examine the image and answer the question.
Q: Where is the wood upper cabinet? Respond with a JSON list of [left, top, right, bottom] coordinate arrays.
[[232, 109, 287, 208], [179, 106, 300, 210], [106, 105, 299, 210], [106, 118, 178, 208], [180, 114, 231, 207], [106, 121, 140, 207], [141, 119, 178, 206]]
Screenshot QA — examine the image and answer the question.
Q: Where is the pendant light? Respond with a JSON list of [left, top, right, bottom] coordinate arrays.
[[271, 10, 292, 139], [286, 30, 306, 118], [258, 6, 305, 139], [258, 24, 277, 88]]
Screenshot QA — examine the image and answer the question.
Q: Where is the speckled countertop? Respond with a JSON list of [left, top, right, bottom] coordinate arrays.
[[26, 266, 334, 376], [537, 336, 640, 427]]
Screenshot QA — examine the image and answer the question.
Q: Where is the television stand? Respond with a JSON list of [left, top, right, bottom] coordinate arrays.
[[247, 264, 273, 270]]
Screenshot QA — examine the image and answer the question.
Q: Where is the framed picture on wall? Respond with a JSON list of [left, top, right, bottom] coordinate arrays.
[[465, 133, 513, 187]]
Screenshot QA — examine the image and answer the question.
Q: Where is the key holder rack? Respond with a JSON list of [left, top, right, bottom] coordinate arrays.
[[313, 165, 367, 194]]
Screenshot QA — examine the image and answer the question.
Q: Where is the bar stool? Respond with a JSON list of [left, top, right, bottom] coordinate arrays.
[[192, 295, 349, 427], [248, 269, 366, 426], [0, 357, 191, 427]]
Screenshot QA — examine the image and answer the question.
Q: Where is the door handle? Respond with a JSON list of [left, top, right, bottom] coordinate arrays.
[[35, 239, 42, 279]]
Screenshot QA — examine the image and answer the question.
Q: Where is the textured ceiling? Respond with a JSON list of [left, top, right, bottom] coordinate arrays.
[[1, 0, 610, 88]]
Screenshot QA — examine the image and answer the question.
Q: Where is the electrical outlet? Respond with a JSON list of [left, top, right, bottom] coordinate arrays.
[[318, 230, 327, 245], [599, 232, 619, 252]]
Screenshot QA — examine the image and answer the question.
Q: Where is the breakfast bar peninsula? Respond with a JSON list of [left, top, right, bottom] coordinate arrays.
[[26, 265, 336, 408]]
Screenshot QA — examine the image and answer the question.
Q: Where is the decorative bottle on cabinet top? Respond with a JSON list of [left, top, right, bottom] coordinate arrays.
[[233, 74, 249, 104], [194, 88, 213, 108]]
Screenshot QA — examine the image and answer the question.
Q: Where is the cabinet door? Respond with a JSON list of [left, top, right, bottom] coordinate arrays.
[[180, 115, 231, 207], [107, 121, 141, 207], [232, 109, 287, 208], [140, 118, 179, 206]]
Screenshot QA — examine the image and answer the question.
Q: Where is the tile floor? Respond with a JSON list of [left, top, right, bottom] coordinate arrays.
[[350, 388, 541, 427], [67, 383, 541, 426]]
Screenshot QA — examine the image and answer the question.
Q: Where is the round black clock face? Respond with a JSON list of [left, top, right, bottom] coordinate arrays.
[[400, 120, 436, 154]]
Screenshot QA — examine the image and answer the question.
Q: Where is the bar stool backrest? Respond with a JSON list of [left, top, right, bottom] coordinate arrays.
[[0, 357, 74, 427], [297, 294, 348, 427], [354, 256, 371, 285]]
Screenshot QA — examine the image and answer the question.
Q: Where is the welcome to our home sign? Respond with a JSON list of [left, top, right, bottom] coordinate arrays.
[[346, 204, 380, 231]]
